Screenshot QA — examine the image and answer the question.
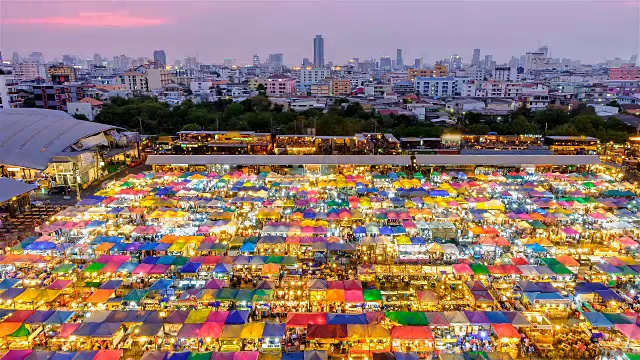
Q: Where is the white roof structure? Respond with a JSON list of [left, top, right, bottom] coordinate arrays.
[[146, 154, 601, 166], [0, 109, 119, 170], [0, 178, 38, 204]]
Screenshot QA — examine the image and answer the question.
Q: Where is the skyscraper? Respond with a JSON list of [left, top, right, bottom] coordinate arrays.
[[29, 52, 44, 64], [380, 56, 392, 68], [414, 58, 422, 68], [449, 54, 462, 70], [268, 53, 283, 67], [538, 45, 549, 58], [396, 49, 403, 67], [472, 49, 481, 66], [153, 50, 167, 66], [484, 55, 493, 70], [313, 35, 324, 68], [252, 54, 261, 66], [93, 53, 103, 66], [11, 52, 20, 64]]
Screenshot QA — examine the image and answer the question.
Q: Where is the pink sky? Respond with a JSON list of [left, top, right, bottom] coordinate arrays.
[[2, 0, 638, 65]]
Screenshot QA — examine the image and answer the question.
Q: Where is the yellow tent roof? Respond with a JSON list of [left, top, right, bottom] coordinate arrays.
[[185, 309, 211, 324], [15, 288, 40, 302], [240, 322, 265, 339]]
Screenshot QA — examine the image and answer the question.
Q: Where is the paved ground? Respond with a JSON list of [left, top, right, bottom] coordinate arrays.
[[31, 164, 151, 206]]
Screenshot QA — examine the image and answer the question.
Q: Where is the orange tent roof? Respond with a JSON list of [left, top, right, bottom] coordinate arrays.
[[86, 289, 115, 303], [556, 255, 580, 267]]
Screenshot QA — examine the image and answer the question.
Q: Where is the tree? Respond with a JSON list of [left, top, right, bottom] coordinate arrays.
[[503, 116, 539, 135], [72, 113, 89, 121], [181, 123, 202, 131], [256, 84, 267, 96], [22, 96, 36, 108]]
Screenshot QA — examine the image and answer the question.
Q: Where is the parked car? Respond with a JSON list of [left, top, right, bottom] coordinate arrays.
[[128, 158, 145, 168], [48, 186, 71, 195]]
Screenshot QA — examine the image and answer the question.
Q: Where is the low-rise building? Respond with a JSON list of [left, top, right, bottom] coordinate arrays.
[[47, 64, 76, 84], [67, 97, 104, 121], [331, 79, 351, 97], [310, 81, 331, 97], [266, 74, 296, 96], [117, 72, 149, 92], [0, 72, 21, 109]]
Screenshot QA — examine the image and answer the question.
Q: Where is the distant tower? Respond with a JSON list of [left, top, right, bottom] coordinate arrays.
[[252, 54, 261, 66], [153, 50, 167, 66], [449, 54, 462, 70], [484, 55, 493, 70], [414, 58, 422, 68], [396, 49, 404, 67], [302, 58, 312, 68], [313, 35, 325, 68], [472, 49, 481, 66], [379, 56, 392, 68], [538, 45, 549, 58], [93, 53, 102, 66], [11, 52, 20, 64]]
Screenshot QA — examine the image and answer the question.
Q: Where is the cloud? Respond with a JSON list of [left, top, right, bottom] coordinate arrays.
[[4, 12, 169, 27]]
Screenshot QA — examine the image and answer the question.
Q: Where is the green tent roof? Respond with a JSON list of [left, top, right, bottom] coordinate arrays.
[[470, 263, 490, 275], [363, 289, 382, 301], [549, 264, 573, 275], [215, 288, 237, 301], [385, 311, 429, 325], [528, 220, 546, 229], [52, 263, 76, 274], [413, 173, 424, 179], [172, 256, 189, 266], [265, 256, 283, 264], [123, 289, 149, 302], [234, 289, 255, 302], [9, 324, 30, 338], [187, 352, 212, 360], [84, 281, 102, 288], [253, 289, 273, 301], [83, 262, 106, 273], [626, 354, 640, 360], [539, 258, 561, 267]]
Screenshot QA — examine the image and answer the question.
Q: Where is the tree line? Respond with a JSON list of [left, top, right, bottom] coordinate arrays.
[[93, 96, 636, 143]]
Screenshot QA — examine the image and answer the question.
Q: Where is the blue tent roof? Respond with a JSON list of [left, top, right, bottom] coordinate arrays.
[[583, 312, 613, 327], [326, 313, 368, 325], [575, 282, 608, 294], [99, 280, 123, 290], [595, 289, 625, 302], [225, 310, 249, 324], [239, 243, 257, 252], [139, 243, 158, 251], [25, 241, 57, 251], [50, 353, 76, 360], [282, 353, 304, 360], [169, 353, 190, 360], [24, 310, 55, 324], [142, 256, 159, 264], [149, 279, 174, 291], [485, 311, 510, 324], [43, 311, 75, 325], [395, 353, 420, 360], [180, 262, 202, 273], [115, 262, 138, 273], [262, 323, 286, 337], [526, 243, 547, 253], [0, 287, 24, 300], [0, 279, 20, 290]]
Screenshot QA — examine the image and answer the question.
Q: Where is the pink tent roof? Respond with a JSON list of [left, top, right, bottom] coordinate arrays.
[[616, 324, 640, 340], [94, 350, 124, 360], [199, 322, 225, 338], [562, 227, 579, 236], [0, 351, 32, 360], [206, 311, 229, 323], [453, 263, 474, 275], [48, 279, 73, 290], [58, 323, 81, 338], [345, 290, 364, 303], [617, 237, 639, 248], [132, 263, 153, 275], [232, 352, 259, 360]]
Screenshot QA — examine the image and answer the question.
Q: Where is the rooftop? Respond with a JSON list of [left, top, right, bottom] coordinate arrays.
[[0, 109, 119, 170]]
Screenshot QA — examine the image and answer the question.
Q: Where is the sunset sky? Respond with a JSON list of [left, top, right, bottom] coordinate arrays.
[[2, 0, 638, 65]]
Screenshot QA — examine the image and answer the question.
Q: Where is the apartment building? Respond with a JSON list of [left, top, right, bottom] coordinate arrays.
[[0, 73, 22, 108]]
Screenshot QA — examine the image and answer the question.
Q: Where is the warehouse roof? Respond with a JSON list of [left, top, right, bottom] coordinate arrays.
[[0, 109, 118, 170], [146, 154, 601, 166], [0, 178, 38, 205]]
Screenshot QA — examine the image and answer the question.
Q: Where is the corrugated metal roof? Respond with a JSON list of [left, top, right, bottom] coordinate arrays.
[[0, 109, 118, 170], [0, 178, 38, 204], [145, 154, 601, 166]]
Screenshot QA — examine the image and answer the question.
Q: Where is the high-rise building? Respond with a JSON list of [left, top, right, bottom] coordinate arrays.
[[93, 53, 103, 66], [223, 59, 235, 68], [380, 56, 392, 68], [538, 45, 549, 58], [153, 50, 167, 66], [0, 52, 3, 64], [472, 49, 481, 66], [396, 49, 404, 67], [12, 61, 47, 81], [252, 54, 261, 66], [449, 54, 462, 70], [268, 53, 283, 67], [184, 56, 197, 69], [302, 58, 312, 68], [29, 52, 44, 64], [11, 52, 20, 64], [484, 55, 493, 70], [414, 58, 422, 68], [313, 35, 325, 68]]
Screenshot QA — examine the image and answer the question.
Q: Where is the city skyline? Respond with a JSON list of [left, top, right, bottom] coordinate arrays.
[[2, 0, 638, 65]]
